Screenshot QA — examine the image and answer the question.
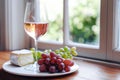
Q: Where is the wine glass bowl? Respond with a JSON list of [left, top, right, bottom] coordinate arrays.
[[24, 22, 48, 40], [24, 0, 48, 39]]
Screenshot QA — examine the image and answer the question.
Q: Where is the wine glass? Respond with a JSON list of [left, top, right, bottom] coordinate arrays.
[[24, 0, 48, 71]]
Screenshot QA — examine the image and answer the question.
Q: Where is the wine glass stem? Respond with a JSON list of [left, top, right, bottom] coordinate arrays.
[[34, 38, 38, 61]]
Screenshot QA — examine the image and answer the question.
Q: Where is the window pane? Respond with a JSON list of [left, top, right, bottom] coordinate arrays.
[[39, 0, 63, 43], [69, 0, 100, 45]]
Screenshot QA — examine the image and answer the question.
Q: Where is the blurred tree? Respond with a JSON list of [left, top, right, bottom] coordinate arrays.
[[70, 14, 97, 44], [69, 0, 99, 44], [47, 0, 99, 44]]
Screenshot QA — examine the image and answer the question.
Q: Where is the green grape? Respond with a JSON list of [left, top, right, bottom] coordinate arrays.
[[67, 52, 73, 59], [59, 48, 64, 52], [44, 49, 52, 54], [47, 49, 52, 53], [59, 52, 62, 55], [36, 51, 42, 60], [64, 46, 70, 53], [70, 47, 76, 51], [66, 52, 70, 55], [30, 48, 44, 61], [71, 51, 78, 56], [68, 54, 73, 59], [54, 49, 60, 54], [59, 52, 64, 57], [62, 53, 68, 59], [30, 48, 35, 52]]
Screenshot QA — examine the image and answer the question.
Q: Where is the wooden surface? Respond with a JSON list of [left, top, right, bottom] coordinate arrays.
[[0, 51, 120, 80]]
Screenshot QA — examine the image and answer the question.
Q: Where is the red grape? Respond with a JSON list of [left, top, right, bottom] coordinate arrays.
[[69, 61, 74, 66], [41, 53, 49, 59], [50, 52, 56, 58], [50, 57, 57, 65], [56, 54, 61, 59], [64, 66, 70, 72], [58, 62, 65, 71], [56, 59, 63, 64], [38, 59, 44, 65], [44, 58, 50, 65], [49, 66, 56, 73], [57, 57, 64, 62], [64, 59, 74, 66], [39, 64, 47, 72]]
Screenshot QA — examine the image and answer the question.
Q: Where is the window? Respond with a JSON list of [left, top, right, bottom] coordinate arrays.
[[37, 0, 107, 59], [3, 0, 120, 62]]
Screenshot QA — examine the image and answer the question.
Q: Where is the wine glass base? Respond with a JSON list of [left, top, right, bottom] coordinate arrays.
[[23, 61, 39, 72]]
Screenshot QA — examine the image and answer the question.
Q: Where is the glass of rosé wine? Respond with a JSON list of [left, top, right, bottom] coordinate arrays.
[[24, 0, 48, 71]]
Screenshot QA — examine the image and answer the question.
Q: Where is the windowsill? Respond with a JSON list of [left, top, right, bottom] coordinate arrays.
[[75, 56, 120, 67]]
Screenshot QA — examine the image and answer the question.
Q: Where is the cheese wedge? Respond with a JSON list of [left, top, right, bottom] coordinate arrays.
[[10, 50, 34, 66]]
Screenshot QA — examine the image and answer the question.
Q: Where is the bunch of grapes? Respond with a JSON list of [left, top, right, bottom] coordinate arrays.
[[31, 46, 78, 61], [37, 52, 74, 73]]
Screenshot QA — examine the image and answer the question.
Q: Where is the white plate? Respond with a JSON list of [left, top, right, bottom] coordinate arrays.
[[2, 61, 79, 77]]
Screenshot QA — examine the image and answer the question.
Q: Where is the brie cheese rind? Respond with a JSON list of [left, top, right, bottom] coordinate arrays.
[[10, 50, 34, 66]]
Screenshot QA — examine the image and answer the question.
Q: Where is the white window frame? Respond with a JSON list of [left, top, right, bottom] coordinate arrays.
[[107, 0, 120, 62], [37, 0, 108, 59]]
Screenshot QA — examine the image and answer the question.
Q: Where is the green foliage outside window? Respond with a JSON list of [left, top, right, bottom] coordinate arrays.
[[47, 0, 100, 45], [69, 0, 100, 44]]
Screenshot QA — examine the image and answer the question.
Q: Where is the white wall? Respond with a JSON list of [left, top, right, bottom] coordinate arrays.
[[0, 0, 30, 50]]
